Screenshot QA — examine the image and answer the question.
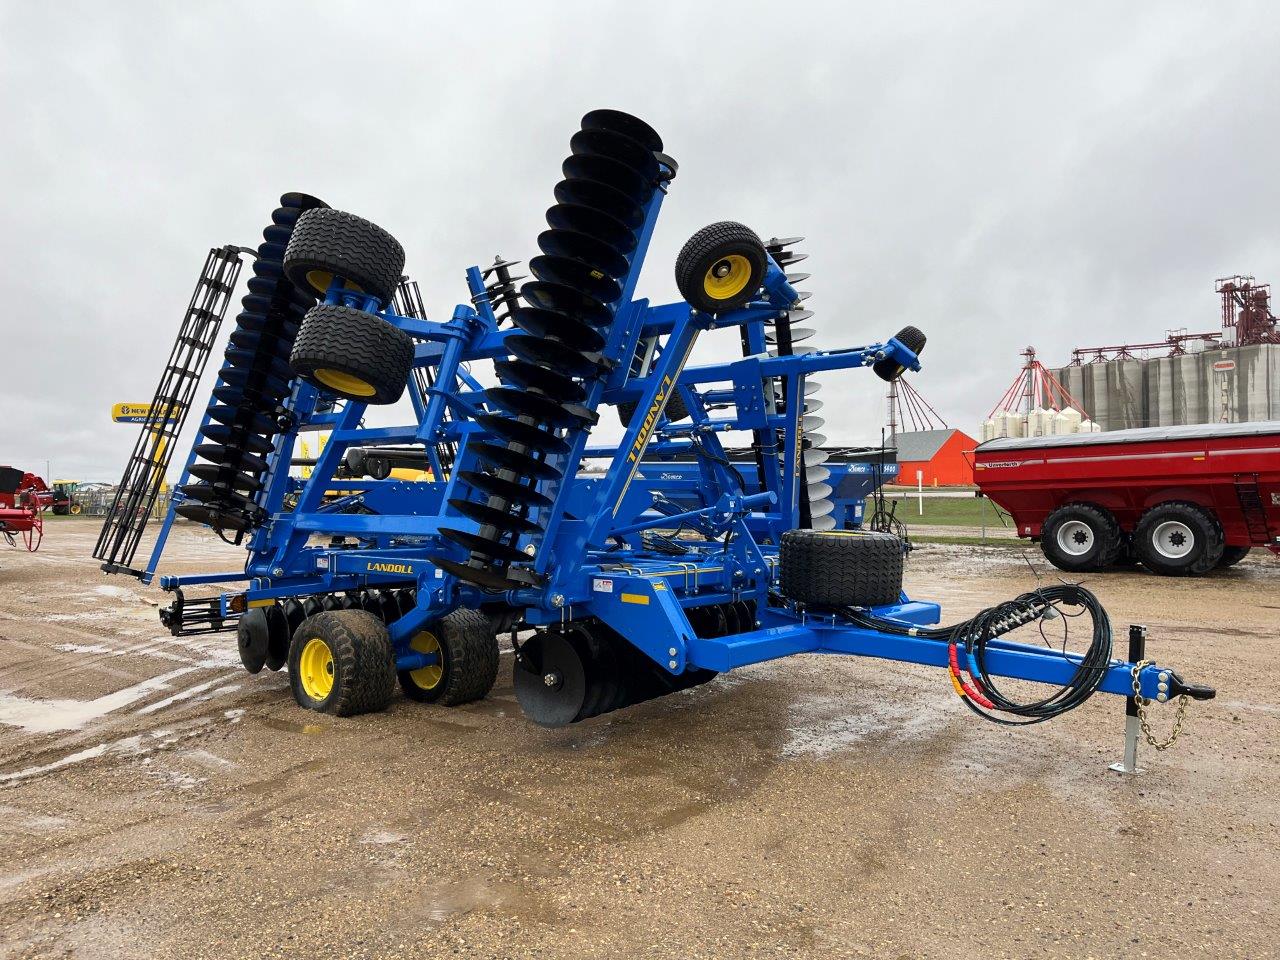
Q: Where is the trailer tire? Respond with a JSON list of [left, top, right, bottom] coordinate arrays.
[[290, 303, 414, 405], [1217, 545, 1251, 568], [675, 221, 768, 314], [617, 391, 690, 428], [1133, 501, 1224, 576], [399, 609, 499, 706], [1040, 503, 1121, 573], [873, 325, 928, 382], [288, 610, 396, 716], [283, 207, 405, 304], [779, 529, 904, 607]]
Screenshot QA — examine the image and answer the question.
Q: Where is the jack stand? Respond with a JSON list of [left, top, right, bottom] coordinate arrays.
[[1109, 623, 1147, 775]]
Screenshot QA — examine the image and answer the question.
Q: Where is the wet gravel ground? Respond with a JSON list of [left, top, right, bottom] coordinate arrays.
[[1, 521, 1277, 959]]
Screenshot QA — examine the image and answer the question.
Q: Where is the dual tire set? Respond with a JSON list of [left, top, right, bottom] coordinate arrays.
[[238, 594, 499, 716], [1041, 500, 1248, 576]]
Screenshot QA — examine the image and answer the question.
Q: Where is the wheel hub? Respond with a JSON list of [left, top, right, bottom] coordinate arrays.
[[1152, 519, 1195, 560], [1055, 519, 1094, 557]]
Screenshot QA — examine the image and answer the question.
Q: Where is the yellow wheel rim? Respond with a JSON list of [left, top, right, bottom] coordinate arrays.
[[702, 254, 752, 301], [314, 368, 376, 397], [298, 637, 335, 701], [408, 631, 444, 691], [70, 504, 82, 515], [304, 269, 364, 296]]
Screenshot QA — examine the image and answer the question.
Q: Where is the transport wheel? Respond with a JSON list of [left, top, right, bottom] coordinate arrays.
[[873, 325, 928, 382], [288, 610, 396, 716], [290, 303, 414, 405], [1133, 501, 1224, 576], [675, 221, 768, 314], [398, 609, 500, 706], [1217, 545, 1251, 568], [616, 391, 690, 428], [779, 529, 904, 607], [1039, 502, 1121, 573], [69, 503, 82, 515], [282, 207, 406, 303]]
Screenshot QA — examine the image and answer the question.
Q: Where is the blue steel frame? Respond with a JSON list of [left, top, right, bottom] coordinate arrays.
[[141, 199, 1197, 711]]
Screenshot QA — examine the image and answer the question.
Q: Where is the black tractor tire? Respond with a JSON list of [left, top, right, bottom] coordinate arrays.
[[1039, 502, 1122, 573], [290, 303, 414, 405], [288, 610, 396, 716], [873, 325, 928, 382], [779, 529, 904, 607], [1133, 501, 1224, 576], [399, 608, 500, 706], [617, 390, 690, 428], [1216, 545, 1251, 568], [675, 221, 768, 314], [283, 207, 405, 303]]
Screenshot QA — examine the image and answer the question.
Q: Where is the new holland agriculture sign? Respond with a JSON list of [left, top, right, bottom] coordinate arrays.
[[111, 402, 184, 424]]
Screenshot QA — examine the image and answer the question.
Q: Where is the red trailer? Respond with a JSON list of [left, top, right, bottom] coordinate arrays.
[[0, 466, 46, 552], [973, 422, 1279, 576]]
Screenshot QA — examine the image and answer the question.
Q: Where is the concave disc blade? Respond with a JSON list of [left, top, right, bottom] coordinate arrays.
[[562, 154, 651, 205], [806, 464, 831, 484], [580, 109, 663, 152], [553, 179, 644, 231], [520, 281, 612, 326], [486, 387, 587, 427], [545, 203, 636, 255], [440, 528, 531, 564], [206, 405, 276, 435], [448, 498, 542, 536], [510, 309, 604, 350], [507, 334, 605, 378], [537, 227, 630, 279], [529, 255, 622, 305], [493, 359, 585, 404], [194, 444, 268, 475], [469, 441, 561, 481], [808, 482, 833, 500], [188, 463, 261, 493], [514, 632, 588, 728], [569, 128, 659, 181], [457, 470, 552, 509], [803, 448, 831, 467], [432, 555, 521, 592], [809, 498, 836, 518], [199, 424, 273, 454], [475, 413, 568, 455], [809, 514, 837, 531]]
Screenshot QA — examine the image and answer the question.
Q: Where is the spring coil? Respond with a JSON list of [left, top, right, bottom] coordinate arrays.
[[433, 110, 673, 590], [177, 192, 327, 535]]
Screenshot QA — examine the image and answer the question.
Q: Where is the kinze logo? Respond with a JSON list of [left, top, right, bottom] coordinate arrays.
[[367, 562, 413, 574], [626, 376, 673, 464]]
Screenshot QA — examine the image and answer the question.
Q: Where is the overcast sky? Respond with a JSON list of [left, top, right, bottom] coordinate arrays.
[[2, 1, 1278, 481]]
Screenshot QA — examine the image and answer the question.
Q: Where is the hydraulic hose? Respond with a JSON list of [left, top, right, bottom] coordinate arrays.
[[836, 583, 1112, 725]]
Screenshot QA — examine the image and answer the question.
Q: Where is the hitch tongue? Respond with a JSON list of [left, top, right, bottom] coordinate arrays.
[[1167, 674, 1216, 701]]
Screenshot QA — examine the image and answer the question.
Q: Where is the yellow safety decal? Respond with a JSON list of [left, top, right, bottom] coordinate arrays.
[[620, 593, 650, 605], [247, 598, 276, 609]]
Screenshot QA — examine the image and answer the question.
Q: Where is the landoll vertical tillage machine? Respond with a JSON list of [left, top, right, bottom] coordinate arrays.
[[96, 110, 1212, 760]]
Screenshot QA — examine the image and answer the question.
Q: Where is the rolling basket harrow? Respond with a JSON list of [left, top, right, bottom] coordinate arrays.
[[96, 109, 1212, 764]]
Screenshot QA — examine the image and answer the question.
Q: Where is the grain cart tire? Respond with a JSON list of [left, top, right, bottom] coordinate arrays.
[[288, 610, 396, 716], [779, 529, 904, 607], [617, 390, 690, 428], [675, 221, 768, 314], [290, 303, 414, 404], [1133, 501, 1224, 576], [1217, 545, 1251, 568], [283, 207, 405, 303], [873, 325, 928, 382], [1040, 502, 1122, 573], [399, 608, 500, 706]]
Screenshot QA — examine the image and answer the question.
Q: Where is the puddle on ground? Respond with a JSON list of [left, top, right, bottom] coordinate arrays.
[[259, 716, 327, 735]]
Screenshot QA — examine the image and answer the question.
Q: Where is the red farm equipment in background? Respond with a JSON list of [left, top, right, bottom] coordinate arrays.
[[973, 422, 1280, 576], [0, 467, 49, 552]]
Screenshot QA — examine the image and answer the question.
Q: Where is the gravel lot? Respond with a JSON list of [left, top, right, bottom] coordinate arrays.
[[1, 520, 1276, 959]]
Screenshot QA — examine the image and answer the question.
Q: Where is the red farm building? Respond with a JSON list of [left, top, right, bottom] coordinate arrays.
[[892, 429, 977, 487]]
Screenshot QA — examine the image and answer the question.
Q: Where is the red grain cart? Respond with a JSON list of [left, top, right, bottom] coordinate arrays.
[[973, 422, 1279, 576], [0, 466, 46, 551]]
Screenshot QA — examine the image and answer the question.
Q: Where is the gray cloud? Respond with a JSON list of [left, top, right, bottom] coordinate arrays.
[[2, 1, 1277, 480]]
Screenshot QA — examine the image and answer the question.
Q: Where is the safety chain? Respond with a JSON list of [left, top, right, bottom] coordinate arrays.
[[1131, 659, 1189, 751]]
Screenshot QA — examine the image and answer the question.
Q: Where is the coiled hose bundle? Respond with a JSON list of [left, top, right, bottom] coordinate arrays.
[[838, 583, 1112, 724]]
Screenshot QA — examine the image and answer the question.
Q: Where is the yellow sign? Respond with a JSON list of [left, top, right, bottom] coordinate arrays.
[[112, 402, 183, 424]]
